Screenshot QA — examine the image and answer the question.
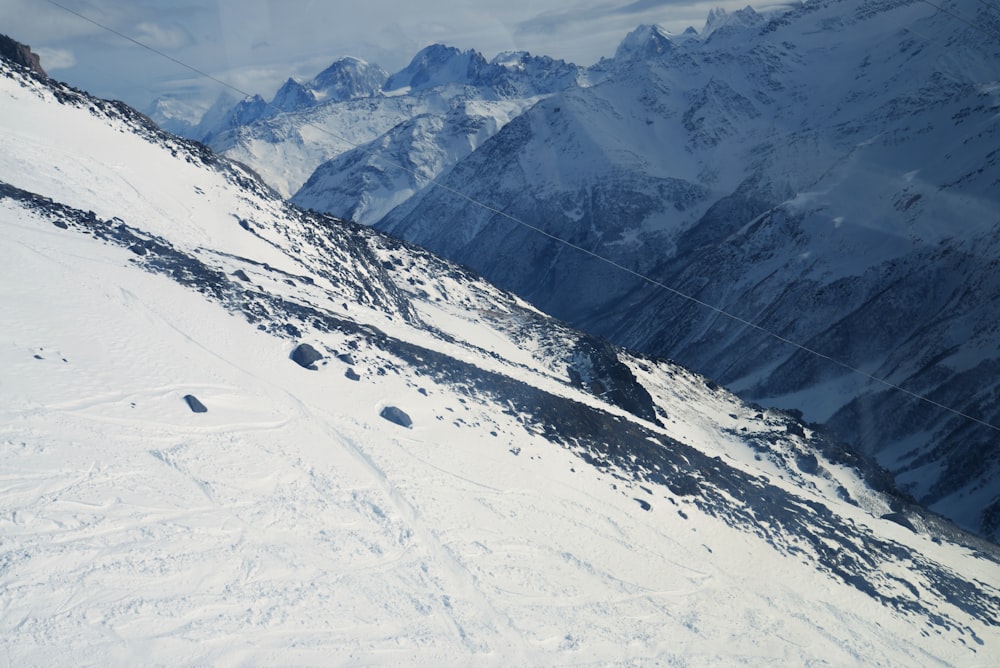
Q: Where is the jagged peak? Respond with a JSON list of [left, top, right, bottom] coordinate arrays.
[[385, 43, 488, 91], [702, 5, 765, 38], [311, 55, 384, 80], [491, 50, 532, 69], [270, 77, 315, 111], [614, 24, 674, 63], [308, 57, 388, 102]]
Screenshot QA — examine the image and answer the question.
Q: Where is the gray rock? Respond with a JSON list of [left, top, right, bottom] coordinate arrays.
[[379, 405, 412, 428], [291, 343, 323, 370], [183, 394, 207, 413]]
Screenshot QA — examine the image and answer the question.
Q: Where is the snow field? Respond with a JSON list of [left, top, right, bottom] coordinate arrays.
[[3, 203, 996, 665]]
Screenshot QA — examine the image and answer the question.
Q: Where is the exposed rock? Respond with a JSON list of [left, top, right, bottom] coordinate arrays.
[[183, 394, 207, 413], [345, 368, 361, 381], [290, 342, 323, 370], [380, 405, 412, 428], [567, 337, 660, 425], [0, 34, 46, 77]]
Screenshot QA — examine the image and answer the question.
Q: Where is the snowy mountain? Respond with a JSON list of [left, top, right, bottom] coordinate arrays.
[[375, 0, 1000, 542], [291, 99, 533, 225], [180, 46, 584, 203], [3, 45, 1000, 665], [288, 48, 584, 225], [308, 56, 388, 103]]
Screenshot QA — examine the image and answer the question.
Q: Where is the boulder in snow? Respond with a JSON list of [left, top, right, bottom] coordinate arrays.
[[290, 343, 323, 370], [379, 405, 412, 429], [183, 394, 207, 413]]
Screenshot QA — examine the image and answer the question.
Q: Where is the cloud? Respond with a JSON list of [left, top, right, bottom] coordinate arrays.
[[516, 0, 679, 35], [33, 47, 76, 71], [517, 0, 751, 36], [133, 20, 194, 50]]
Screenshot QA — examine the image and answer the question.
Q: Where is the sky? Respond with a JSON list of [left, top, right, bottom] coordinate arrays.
[[2, 0, 749, 116]]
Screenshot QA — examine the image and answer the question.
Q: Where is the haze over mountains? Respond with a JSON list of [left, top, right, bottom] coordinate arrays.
[[152, 0, 1000, 544]]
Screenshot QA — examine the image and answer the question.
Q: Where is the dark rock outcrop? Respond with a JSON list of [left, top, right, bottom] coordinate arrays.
[[568, 337, 660, 425], [0, 34, 46, 77]]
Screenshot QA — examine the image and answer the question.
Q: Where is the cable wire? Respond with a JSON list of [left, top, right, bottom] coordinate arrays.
[[44, 0, 257, 99], [917, 0, 1000, 42], [42, 0, 1000, 434]]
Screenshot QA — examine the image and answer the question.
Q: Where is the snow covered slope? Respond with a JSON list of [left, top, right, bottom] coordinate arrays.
[[376, 0, 1000, 541], [2, 52, 999, 665]]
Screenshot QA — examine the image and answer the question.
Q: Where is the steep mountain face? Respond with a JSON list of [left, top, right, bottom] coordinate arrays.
[[375, 0, 1000, 541], [291, 100, 532, 225], [3, 48, 1000, 665]]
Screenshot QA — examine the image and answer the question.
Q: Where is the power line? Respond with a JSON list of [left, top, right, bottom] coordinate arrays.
[[917, 0, 1000, 42], [44, 0, 256, 100], [42, 0, 1000, 435]]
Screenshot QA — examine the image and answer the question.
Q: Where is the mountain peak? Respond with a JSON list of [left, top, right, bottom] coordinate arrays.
[[270, 77, 315, 112], [614, 24, 674, 63], [385, 44, 488, 91], [491, 50, 532, 70], [702, 5, 765, 38], [308, 57, 388, 102]]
